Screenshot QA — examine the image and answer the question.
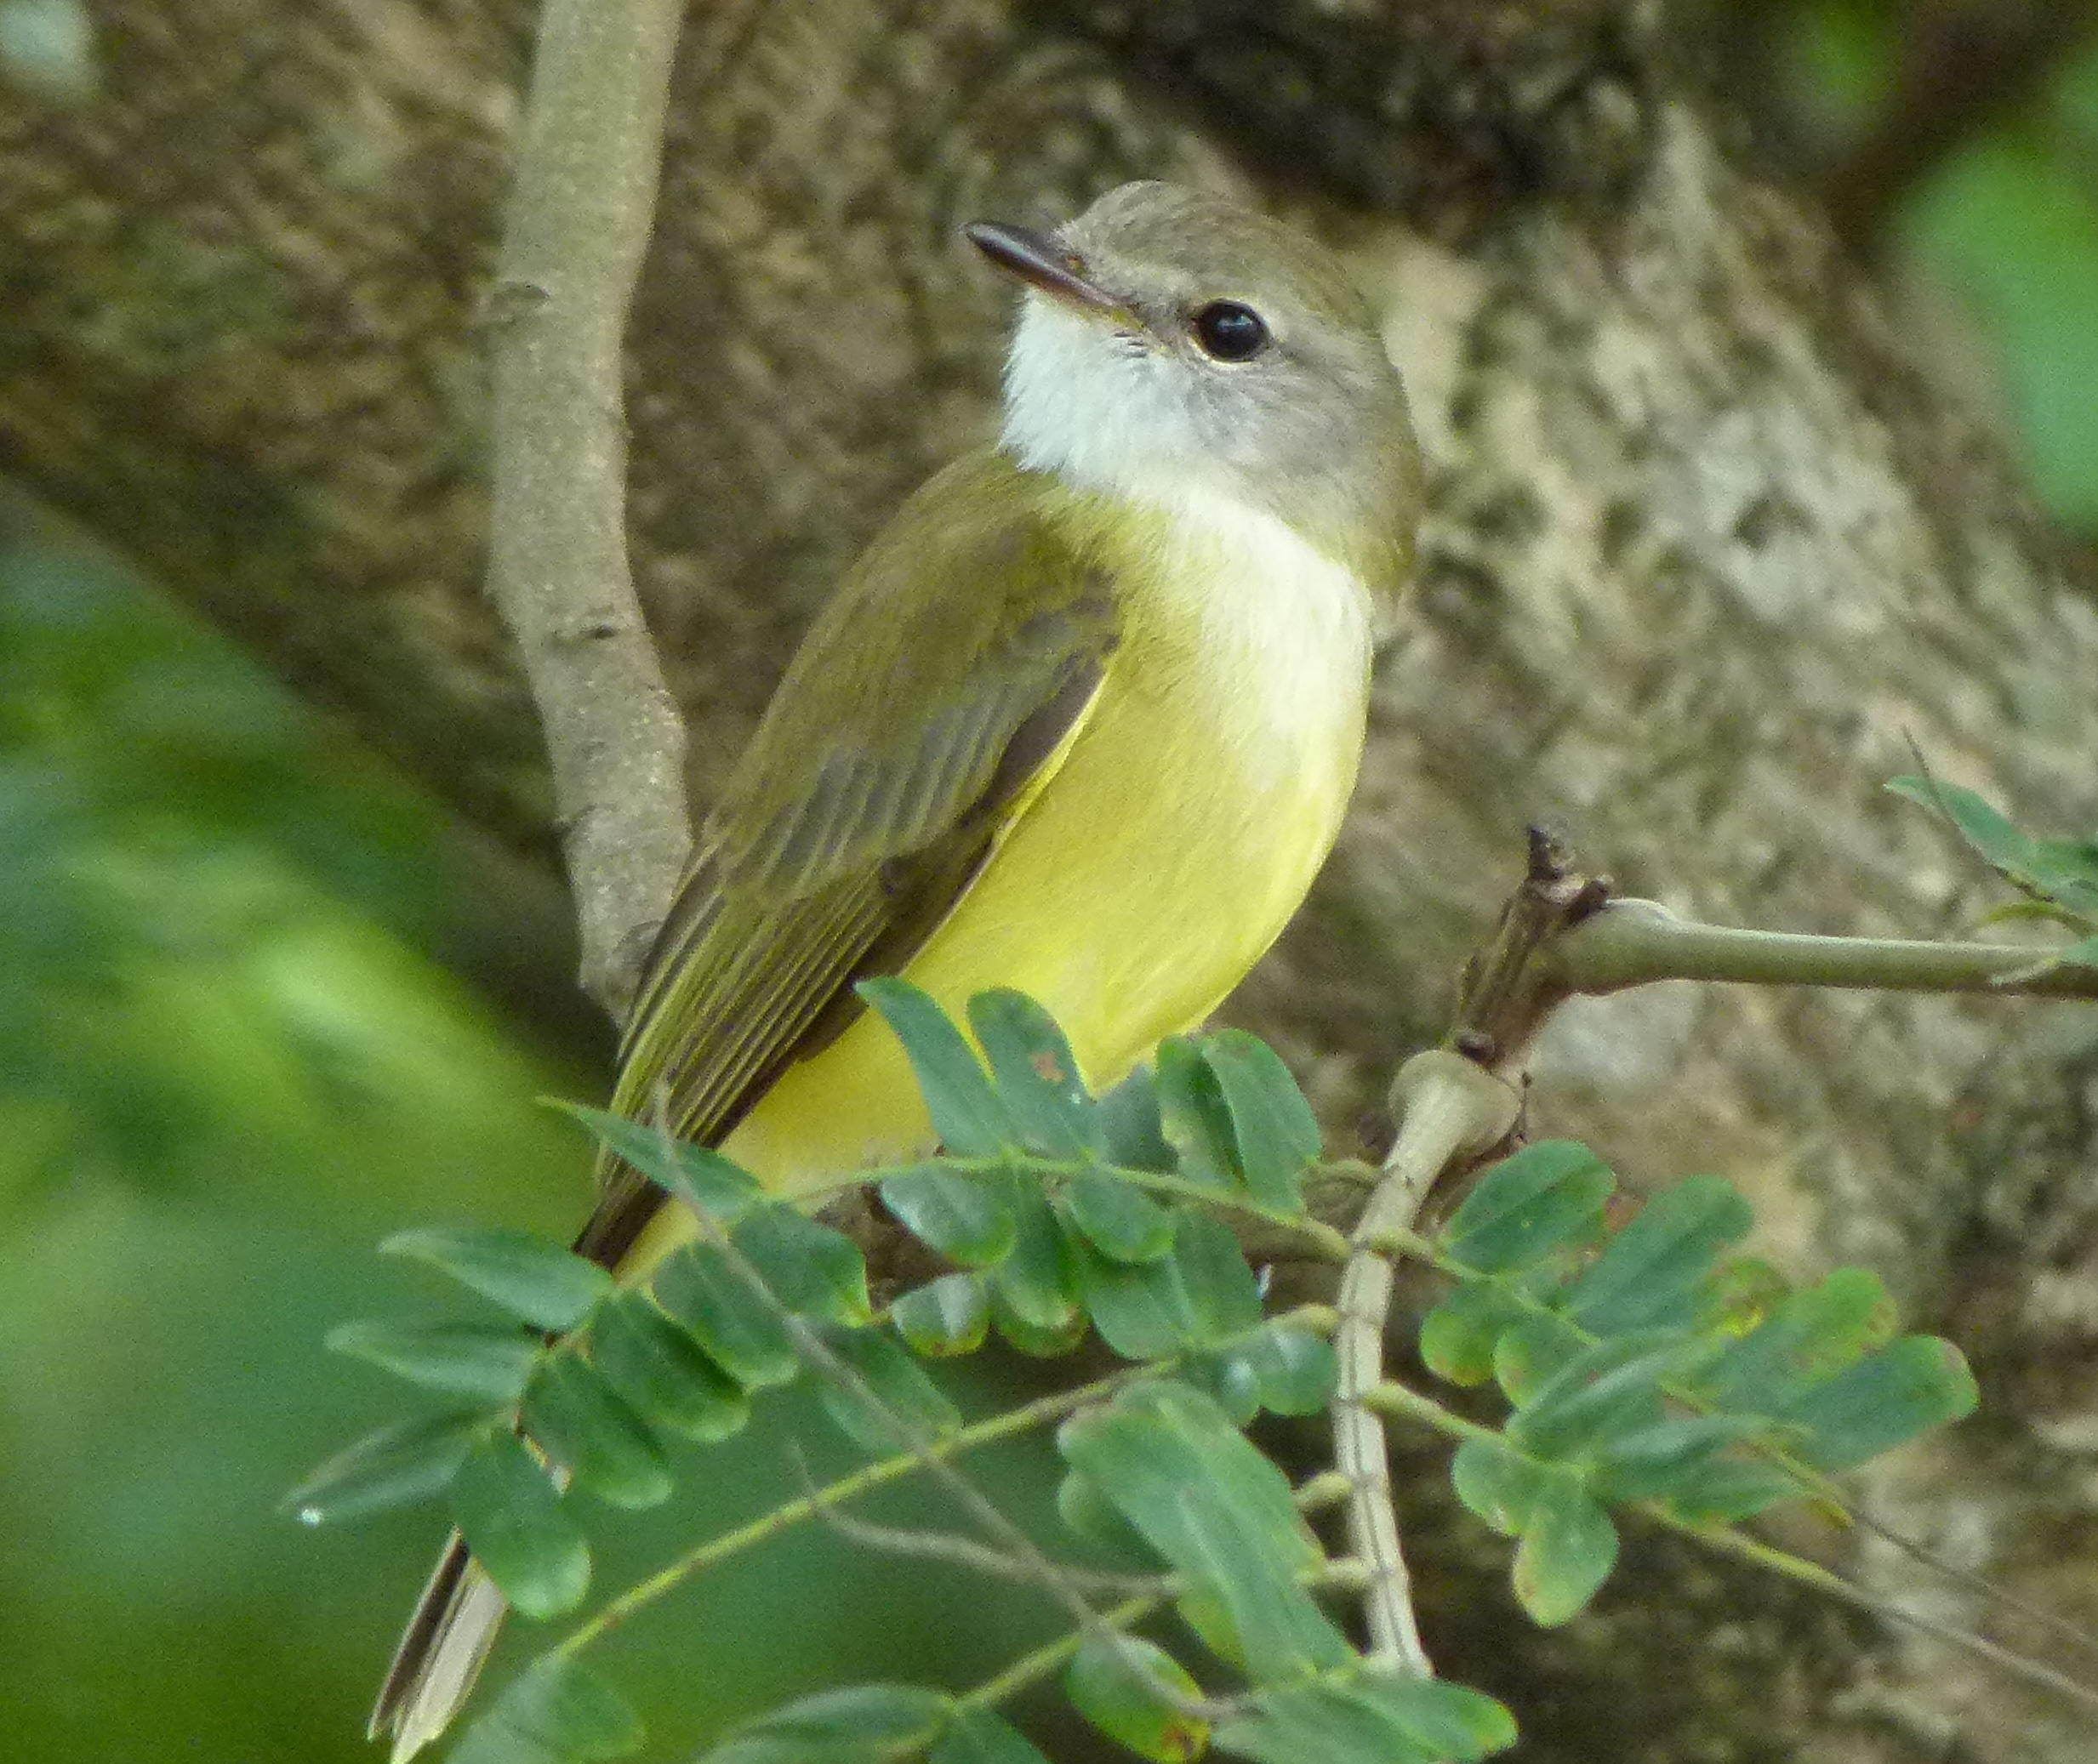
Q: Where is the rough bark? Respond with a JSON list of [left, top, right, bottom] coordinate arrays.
[[5, 2, 2098, 1758]]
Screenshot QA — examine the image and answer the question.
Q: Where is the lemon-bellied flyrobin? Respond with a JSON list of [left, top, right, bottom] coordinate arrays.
[[372, 179, 1419, 1758]]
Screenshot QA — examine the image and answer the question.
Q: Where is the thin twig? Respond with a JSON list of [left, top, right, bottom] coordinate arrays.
[[483, 0, 693, 1015], [1331, 1050, 1521, 1676], [789, 1449, 1175, 1597]]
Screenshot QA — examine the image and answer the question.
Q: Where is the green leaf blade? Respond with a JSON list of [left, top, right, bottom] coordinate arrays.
[[588, 1292, 752, 1442], [522, 1356, 673, 1510], [700, 1686, 954, 1764], [381, 1224, 613, 1332], [1063, 1169, 1177, 1263], [653, 1244, 801, 1390], [814, 1324, 964, 1453], [967, 987, 1098, 1157], [892, 1272, 990, 1357], [1560, 1174, 1753, 1335], [1512, 1473, 1619, 1625], [558, 1102, 763, 1225], [1202, 1031, 1321, 1213], [1065, 1636, 1209, 1763], [449, 1431, 590, 1619], [1437, 1141, 1615, 1276], [283, 1414, 482, 1526], [733, 1206, 871, 1326], [451, 1655, 645, 1763], [881, 1167, 1018, 1269], [1058, 1381, 1347, 1682], [1779, 1335, 1979, 1472], [861, 978, 1017, 1157], [327, 1318, 539, 1404], [931, 1709, 1053, 1764]]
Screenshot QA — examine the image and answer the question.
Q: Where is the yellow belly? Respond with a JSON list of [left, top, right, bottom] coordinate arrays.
[[626, 498, 1372, 1273]]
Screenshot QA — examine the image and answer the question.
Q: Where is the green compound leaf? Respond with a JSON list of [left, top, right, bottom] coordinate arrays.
[[1063, 1169, 1177, 1263], [327, 1318, 539, 1404], [521, 1356, 673, 1510], [881, 1166, 1018, 1269], [283, 1413, 482, 1526], [1097, 1066, 1177, 1174], [1217, 1325, 1339, 1419], [1065, 1636, 1209, 1762], [1586, 1413, 1777, 1505], [451, 1655, 645, 1764], [989, 1286, 1090, 1357], [1502, 1331, 1688, 1463], [449, 1431, 590, 1619], [1068, 1229, 1199, 1361], [1154, 1036, 1240, 1192], [814, 1324, 964, 1453], [1216, 1676, 1516, 1764], [733, 1207, 871, 1327], [861, 978, 1018, 1157], [1059, 1381, 1347, 1682], [1450, 1434, 1553, 1537], [989, 1183, 1080, 1335], [1055, 1468, 1154, 1558], [1488, 1312, 1589, 1406], [1559, 1174, 1753, 1335], [1173, 1214, 1266, 1342], [1202, 1030, 1321, 1214], [1888, 778, 2098, 919], [968, 987, 1098, 1157], [381, 1225, 615, 1333], [653, 1244, 801, 1390], [1651, 1454, 1804, 1525], [1418, 1281, 1531, 1388], [1437, 1141, 1615, 1276], [700, 1685, 955, 1764], [588, 1292, 751, 1442], [559, 1103, 763, 1226], [930, 1708, 1053, 1764], [1686, 1268, 1897, 1414], [1777, 1335, 1979, 1473], [1512, 1472, 1619, 1625], [891, 1272, 989, 1357]]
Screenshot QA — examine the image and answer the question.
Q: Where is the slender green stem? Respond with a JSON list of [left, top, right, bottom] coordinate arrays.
[[1547, 899, 2098, 998], [791, 1153, 1354, 1264], [955, 1594, 1166, 1713]]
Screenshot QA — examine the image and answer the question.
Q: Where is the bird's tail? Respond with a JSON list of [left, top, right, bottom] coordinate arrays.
[[368, 1530, 510, 1761]]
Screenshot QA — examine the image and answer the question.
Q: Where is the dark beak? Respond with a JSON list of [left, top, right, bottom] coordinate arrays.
[[965, 221, 1126, 316]]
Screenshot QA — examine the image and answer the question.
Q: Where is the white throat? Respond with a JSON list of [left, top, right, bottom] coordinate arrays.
[[999, 296, 1215, 508]]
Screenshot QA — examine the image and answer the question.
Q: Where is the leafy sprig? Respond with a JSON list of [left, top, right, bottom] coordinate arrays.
[[296, 983, 1985, 1761]]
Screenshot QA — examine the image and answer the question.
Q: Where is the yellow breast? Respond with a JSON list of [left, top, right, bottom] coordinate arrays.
[[711, 484, 1375, 1202]]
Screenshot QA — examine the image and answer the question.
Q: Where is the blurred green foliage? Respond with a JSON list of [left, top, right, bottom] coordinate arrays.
[[1786, 2, 2098, 529]]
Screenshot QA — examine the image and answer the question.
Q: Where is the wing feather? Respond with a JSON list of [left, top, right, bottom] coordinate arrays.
[[575, 452, 1115, 1266]]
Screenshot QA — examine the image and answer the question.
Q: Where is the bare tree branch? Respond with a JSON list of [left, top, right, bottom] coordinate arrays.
[[486, 0, 693, 1015]]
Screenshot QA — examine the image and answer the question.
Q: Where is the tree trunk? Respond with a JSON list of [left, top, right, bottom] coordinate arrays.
[[5, 2, 2095, 1756]]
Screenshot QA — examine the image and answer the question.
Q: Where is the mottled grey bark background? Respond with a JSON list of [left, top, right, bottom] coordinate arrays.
[[5, 1, 2098, 1757]]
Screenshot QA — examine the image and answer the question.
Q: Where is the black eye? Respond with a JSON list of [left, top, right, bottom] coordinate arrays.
[[1191, 301, 1268, 361]]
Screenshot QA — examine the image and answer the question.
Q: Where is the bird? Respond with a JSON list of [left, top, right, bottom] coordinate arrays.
[[370, 177, 1420, 1760]]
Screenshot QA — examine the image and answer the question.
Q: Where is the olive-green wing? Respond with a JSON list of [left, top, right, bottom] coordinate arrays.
[[574, 451, 1116, 1266]]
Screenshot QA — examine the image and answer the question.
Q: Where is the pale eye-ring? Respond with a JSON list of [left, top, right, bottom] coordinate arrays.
[[1191, 300, 1269, 361]]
